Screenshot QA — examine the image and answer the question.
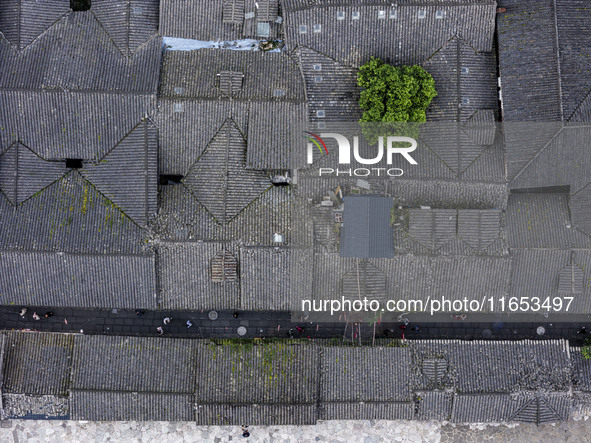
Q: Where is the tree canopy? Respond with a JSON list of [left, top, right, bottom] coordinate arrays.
[[357, 58, 437, 123]]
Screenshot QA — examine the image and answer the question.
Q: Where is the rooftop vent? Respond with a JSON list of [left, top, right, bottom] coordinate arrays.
[[71, 0, 91, 11], [337, 11, 345, 20], [65, 158, 83, 169]]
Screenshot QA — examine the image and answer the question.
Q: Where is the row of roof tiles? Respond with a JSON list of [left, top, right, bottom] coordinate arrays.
[[0, 332, 583, 424]]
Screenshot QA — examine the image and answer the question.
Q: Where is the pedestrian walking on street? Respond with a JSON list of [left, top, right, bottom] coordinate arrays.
[[163, 317, 171, 325], [186, 320, 192, 328], [413, 326, 421, 332], [232, 312, 240, 318], [288, 329, 294, 338], [19, 308, 27, 318], [578, 326, 587, 334], [32, 312, 40, 320], [44, 312, 54, 318], [156, 326, 164, 335], [296, 326, 304, 333], [241, 425, 250, 438], [136, 310, 144, 317]]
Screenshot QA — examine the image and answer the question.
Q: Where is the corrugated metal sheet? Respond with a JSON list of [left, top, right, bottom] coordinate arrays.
[[0, 250, 157, 309], [1, 331, 73, 396], [70, 391, 194, 421], [71, 335, 198, 393], [158, 241, 240, 310]]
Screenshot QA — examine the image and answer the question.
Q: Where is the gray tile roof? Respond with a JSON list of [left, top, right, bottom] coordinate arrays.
[[2, 331, 73, 396], [498, 0, 591, 122], [340, 195, 394, 258], [160, 0, 281, 41], [0, 250, 157, 309], [158, 241, 240, 310], [240, 247, 313, 310], [283, 1, 496, 67], [157, 49, 307, 172], [0, 333, 578, 424]]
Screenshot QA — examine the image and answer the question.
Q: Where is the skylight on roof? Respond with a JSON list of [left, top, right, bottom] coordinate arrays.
[[317, 122, 326, 129], [436, 10, 446, 19], [461, 67, 469, 74], [337, 11, 345, 20], [71, 0, 91, 11], [418, 10, 426, 19], [273, 88, 286, 97], [132, 6, 142, 15], [174, 103, 183, 112], [317, 110, 326, 118], [352, 11, 360, 20], [299, 25, 307, 34], [378, 11, 386, 19], [314, 76, 323, 83], [390, 10, 397, 19], [313, 24, 322, 33], [173, 87, 185, 95], [245, 11, 255, 19], [462, 97, 470, 105], [313, 64, 322, 71]]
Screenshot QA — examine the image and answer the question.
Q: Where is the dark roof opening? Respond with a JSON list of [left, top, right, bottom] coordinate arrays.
[[159, 175, 184, 185], [71, 0, 91, 11], [65, 158, 83, 169]]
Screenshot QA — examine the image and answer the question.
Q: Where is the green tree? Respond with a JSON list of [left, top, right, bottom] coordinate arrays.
[[357, 58, 436, 143]]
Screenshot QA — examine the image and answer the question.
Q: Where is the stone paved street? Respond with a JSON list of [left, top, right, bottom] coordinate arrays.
[[1, 306, 590, 345], [1, 418, 590, 442]]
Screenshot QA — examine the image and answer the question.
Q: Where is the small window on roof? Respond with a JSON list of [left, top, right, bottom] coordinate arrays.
[[174, 103, 183, 112], [159, 175, 183, 185], [313, 24, 322, 33], [299, 25, 307, 34], [418, 10, 426, 19], [313, 64, 322, 71], [378, 10, 386, 19], [389, 10, 397, 19], [66, 158, 83, 169], [316, 110, 325, 118], [461, 67, 469, 74], [352, 11, 360, 20], [273, 88, 286, 97], [71, 0, 91, 11], [337, 11, 345, 20], [257, 22, 271, 37], [314, 76, 323, 83]]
